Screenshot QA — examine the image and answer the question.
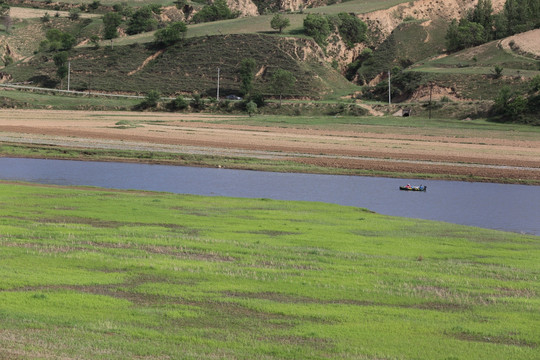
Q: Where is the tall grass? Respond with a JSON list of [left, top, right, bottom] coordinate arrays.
[[0, 182, 538, 359]]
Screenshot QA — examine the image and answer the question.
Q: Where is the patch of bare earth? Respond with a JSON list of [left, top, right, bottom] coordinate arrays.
[[0, 110, 538, 182], [500, 29, 540, 59]]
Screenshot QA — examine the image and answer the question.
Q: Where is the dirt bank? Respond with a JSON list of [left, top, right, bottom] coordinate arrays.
[[0, 110, 538, 183]]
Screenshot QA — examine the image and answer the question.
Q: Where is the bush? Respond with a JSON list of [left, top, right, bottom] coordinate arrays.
[[192, 0, 237, 24], [246, 100, 257, 117], [492, 65, 503, 79], [490, 86, 539, 124], [304, 14, 331, 47], [154, 21, 187, 47], [190, 94, 205, 111], [335, 12, 367, 48], [68, 8, 81, 21], [41, 12, 51, 23], [134, 90, 161, 110], [168, 95, 188, 111], [126, 5, 160, 35]]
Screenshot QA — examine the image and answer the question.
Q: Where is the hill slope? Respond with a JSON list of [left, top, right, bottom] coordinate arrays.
[[6, 34, 358, 98]]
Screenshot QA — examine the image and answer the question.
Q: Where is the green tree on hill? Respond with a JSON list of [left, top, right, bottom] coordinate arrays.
[[103, 12, 122, 41], [467, 0, 494, 40], [446, 0, 540, 52], [238, 58, 257, 96], [53, 51, 69, 88], [126, 5, 160, 35], [335, 12, 367, 49], [42, 28, 76, 51], [270, 13, 290, 34], [503, 0, 540, 35], [154, 21, 187, 47], [271, 68, 295, 106], [192, 0, 237, 24], [445, 19, 487, 52], [304, 13, 331, 47]]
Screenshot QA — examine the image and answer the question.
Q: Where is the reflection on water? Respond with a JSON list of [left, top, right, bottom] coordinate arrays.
[[1, 157, 539, 235]]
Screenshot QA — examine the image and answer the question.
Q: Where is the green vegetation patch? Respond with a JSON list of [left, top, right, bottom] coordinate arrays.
[[0, 182, 539, 359]]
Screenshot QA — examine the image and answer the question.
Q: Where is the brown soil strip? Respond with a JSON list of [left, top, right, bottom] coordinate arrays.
[[0, 110, 538, 183]]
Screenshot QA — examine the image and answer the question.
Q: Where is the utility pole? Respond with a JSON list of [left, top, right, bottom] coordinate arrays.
[[388, 70, 391, 106], [428, 82, 434, 119], [67, 61, 71, 91], [217, 67, 220, 101]]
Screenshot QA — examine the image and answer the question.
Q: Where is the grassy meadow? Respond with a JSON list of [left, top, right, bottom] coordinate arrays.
[[0, 182, 538, 359]]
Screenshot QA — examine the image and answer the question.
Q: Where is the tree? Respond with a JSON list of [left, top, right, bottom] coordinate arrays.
[[336, 12, 367, 48], [270, 13, 290, 34], [136, 90, 161, 110], [238, 58, 257, 96], [271, 69, 295, 106], [445, 19, 486, 52], [126, 5, 159, 35], [154, 21, 187, 47], [192, 0, 236, 24], [168, 95, 188, 111], [467, 0, 494, 40], [103, 12, 122, 48], [503, 0, 539, 35], [89, 34, 100, 49], [43, 29, 76, 51], [303, 14, 330, 47], [53, 51, 69, 88]]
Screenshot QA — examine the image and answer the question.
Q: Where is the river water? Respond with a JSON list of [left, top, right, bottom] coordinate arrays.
[[1, 157, 538, 235]]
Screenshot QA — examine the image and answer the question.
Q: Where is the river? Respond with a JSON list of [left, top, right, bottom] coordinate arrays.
[[1, 157, 538, 235]]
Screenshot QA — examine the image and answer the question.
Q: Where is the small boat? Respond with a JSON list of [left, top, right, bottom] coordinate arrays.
[[399, 185, 427, 191]]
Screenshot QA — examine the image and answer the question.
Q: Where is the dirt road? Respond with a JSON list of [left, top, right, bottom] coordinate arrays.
[[0, 110, 538, 183]]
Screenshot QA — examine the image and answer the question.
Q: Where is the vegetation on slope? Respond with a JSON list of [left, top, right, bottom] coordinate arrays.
[[6, 33, 357, 98]]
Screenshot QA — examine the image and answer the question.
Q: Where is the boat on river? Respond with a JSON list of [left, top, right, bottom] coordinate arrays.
[[399, 185, 427, 191]]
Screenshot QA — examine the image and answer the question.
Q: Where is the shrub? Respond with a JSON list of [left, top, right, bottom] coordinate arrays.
[[246, 100, 257, 117], [68, 8, 81, 21], [134, 90, 161, 110], [335, 12, 367, 48], [492, 65, 503, 79], [154, 21, 187, 47], [192, 0, 237, 24], [41, 12, 51, 23], [190, 94, 205, 110], [168, 95, 188, 111], [304, 14, 331, 47], [126, 5, 160, 35]]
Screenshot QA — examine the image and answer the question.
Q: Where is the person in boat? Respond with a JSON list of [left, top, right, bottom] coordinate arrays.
[[406, 184, 411, 189]]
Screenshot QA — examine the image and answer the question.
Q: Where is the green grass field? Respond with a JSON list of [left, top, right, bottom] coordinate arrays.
[[0, 89, 140, 110], [0, 182, 538, 359], [305, 0, 410, 14]]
